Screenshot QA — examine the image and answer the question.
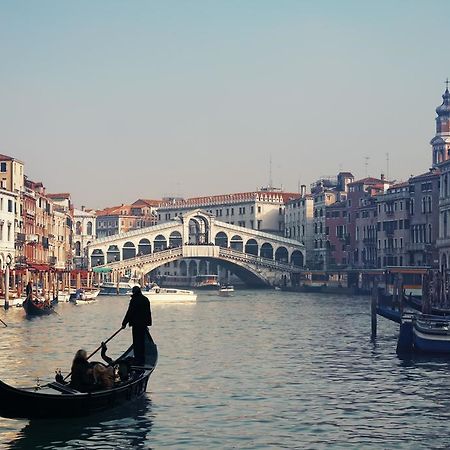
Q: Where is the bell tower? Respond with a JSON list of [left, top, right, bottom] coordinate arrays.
[[431, 79, 450, 166]]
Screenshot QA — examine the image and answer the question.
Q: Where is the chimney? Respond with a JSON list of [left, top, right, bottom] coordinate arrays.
[[300, 185, 306, 197], [81, 205, 85, 211], [380, 173, 385, 181]]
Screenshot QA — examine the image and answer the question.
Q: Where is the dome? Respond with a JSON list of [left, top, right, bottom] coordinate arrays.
[[436, 88, 450, 115]]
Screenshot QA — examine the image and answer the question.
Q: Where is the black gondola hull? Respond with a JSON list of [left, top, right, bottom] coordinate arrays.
[[0, 329, 157, 419], [23, 298, 56, 316]]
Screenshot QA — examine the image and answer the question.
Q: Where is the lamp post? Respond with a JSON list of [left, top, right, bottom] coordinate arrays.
[[4, 254, 12, 310]]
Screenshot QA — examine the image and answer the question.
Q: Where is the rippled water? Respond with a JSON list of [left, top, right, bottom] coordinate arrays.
[[0, 290, 449, 449]]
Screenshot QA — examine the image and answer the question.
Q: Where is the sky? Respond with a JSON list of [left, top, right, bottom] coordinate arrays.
[[0, 0, 449, 209]]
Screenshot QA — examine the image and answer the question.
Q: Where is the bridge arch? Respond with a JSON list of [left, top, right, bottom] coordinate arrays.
[[138, 238, 152, 255], [188, 260, 198, 276], [91, 249, 104, 266], [291, 250, 304, 267], [123, 241, 136, 260], [154, 235, 167, 252], [230, 235, 244, 252], [169, 231, 182, 248], [245, 238, 258, 256], [198, 260, 208, 275], [188, 214, 210, 244], [275, 246, 288, 263], [260, 243, 274, 259], [215, 231, 228, 248], [180, 260, 188, 276], [107, 245, 120, 263]]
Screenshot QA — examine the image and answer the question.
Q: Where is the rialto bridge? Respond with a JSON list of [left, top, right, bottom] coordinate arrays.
[[87, 210, 305, 287]]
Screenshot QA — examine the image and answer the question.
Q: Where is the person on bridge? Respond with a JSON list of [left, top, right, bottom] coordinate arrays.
[[121, 286, 152, 366]]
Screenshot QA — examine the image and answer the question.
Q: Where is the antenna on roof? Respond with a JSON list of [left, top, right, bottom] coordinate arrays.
[[269, 155, 273, 189], [364, 156, 370, 177], [446, 78, 449, 91], [386, 152, 390, 181]]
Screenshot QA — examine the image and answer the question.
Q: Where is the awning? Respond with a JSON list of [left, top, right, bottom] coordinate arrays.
[[93, 267, 112, 273], [28, 264, 50, 272]]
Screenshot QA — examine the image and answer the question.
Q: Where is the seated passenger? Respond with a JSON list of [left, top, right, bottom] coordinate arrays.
[[101, 342, 133, 382], [70, 349, 94, 392], [93, 363, 115, 389]]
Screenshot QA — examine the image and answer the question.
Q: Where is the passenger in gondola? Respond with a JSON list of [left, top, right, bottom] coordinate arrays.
[[70, 349, 94, 392], [101, 342, 133, 382], [92, 363, 115, 389]]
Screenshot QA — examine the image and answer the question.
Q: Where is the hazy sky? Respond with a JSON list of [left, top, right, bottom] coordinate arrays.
[[0, 1, 448, 208]]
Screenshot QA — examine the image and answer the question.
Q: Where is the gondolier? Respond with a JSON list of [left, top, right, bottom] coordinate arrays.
[[122, 286, 152, 366]]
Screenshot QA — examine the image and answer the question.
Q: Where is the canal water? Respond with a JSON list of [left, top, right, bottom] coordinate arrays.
[[0, 290, 449, 449]]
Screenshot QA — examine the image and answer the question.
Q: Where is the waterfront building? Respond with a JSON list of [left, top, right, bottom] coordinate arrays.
[[375, 183, 411, 268], [348, 177, 389, 269], [354, 195, 379, 269], [96, 201, 158, 239], [408, 169, 440, 267], [284, 187, 314, 267], [73, 207, 97, 268], [157, 189, 296, 236], [19, 179, 54, 268], [47, 193, 74, 270], [311, 173, 353, 269], [0, 188, 18, 269]]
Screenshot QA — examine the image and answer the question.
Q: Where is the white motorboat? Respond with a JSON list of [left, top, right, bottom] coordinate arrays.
[[57, 291, 71, 302], [147, 285, 197, 302], [0, 297, 24, 308], [100, 282, 138, 296], [219, 285, 234, 297]]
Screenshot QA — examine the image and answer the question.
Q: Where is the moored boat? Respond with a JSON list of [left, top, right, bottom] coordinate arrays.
[[413, 315, 450, 353], [0, 329, 158, 419], [193, 275, 220, 290], [219, 285, 234, 297], [23, 297, 56, 316], [100, 281, 139, 296], [147, 285, 197, 302]]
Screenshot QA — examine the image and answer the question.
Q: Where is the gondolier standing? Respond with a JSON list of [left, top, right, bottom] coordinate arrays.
[[121, 286, 152, 366]]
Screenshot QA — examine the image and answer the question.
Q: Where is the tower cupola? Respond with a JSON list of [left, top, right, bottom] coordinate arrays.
[[431, 80, 450, 167]]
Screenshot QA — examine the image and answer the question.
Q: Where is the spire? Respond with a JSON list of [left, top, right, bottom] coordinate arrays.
[[436, 79, 450, 116]]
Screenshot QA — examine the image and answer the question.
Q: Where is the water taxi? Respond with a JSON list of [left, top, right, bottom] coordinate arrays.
[[147, 285, 197, 302]]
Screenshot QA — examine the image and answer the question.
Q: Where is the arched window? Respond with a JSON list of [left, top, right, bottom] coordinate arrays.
[[87, 221, 93, 235], [428, 196, 432, 213], [76, 221, 82, 235]]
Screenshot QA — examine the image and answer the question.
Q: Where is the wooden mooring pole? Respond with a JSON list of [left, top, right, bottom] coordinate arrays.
[[371, 285, 378, 340]]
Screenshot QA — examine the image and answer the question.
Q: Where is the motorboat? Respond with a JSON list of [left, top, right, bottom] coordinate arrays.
[[193, 275, 220, 290], [147, 285, 197, 302], [100, 282, 139, 296], [219, 285, 234, 297]]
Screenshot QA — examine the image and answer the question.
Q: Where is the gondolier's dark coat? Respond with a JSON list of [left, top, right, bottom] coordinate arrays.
[[122, 292, 152, 328]]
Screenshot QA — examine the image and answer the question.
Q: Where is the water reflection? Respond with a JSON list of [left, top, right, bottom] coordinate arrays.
[[7, 398, 153, 450]]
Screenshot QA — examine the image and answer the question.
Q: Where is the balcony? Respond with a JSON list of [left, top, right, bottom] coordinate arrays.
[[48, 256, 57, 266]]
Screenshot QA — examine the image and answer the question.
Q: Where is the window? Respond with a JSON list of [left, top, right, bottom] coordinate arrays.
[[7, 200, 12, 213], [0, 162, 6, 173]]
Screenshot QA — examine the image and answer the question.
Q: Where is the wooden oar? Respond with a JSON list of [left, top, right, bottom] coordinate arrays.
[[63, 327, 123, 381], [0, 318, 7, 327]]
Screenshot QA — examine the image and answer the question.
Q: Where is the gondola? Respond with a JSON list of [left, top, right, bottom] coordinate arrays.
[[23, 297, 56, 316], [0, 329, 158, 419]]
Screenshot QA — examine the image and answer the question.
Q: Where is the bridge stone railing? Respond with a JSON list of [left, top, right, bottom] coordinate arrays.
[[96, 247, 183, 272], [218, 247, 301, 272]]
